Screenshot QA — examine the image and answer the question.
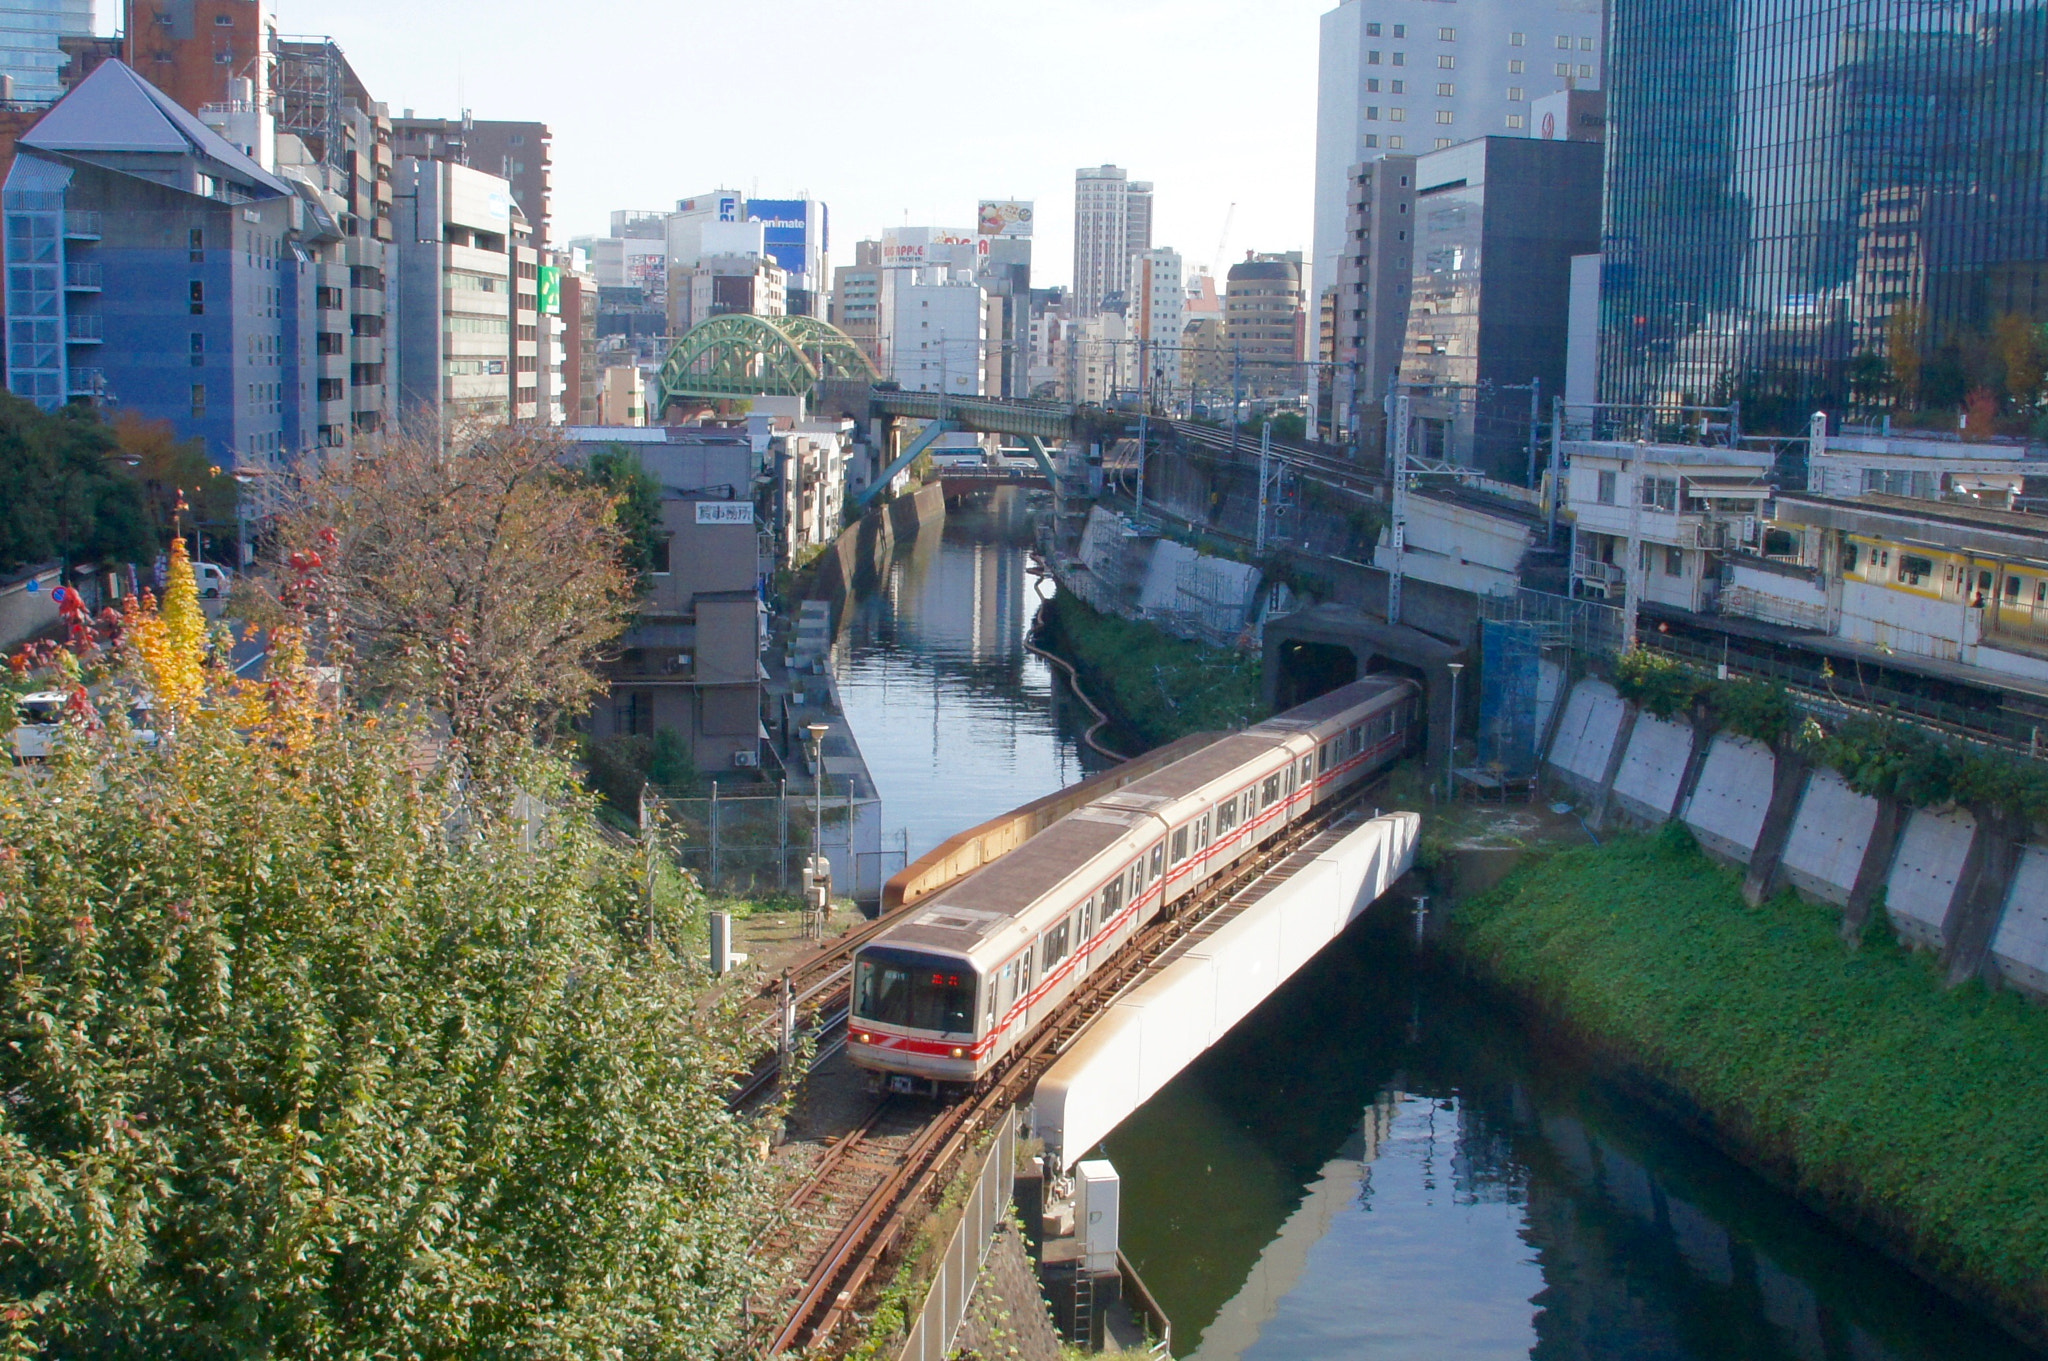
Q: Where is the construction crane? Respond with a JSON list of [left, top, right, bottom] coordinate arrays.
[[1210, 202, 1237, 279]]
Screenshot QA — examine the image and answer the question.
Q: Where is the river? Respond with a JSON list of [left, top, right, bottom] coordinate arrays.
[[831, 494, 2041, 1361]]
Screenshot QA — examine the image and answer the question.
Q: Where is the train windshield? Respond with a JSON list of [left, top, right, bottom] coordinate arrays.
[[854, 946, 978, 1034]]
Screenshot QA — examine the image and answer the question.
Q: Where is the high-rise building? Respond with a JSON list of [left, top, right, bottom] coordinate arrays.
[[830, 241, 883, 364], [746, 196, 828, 317], [976, 211, 1032, 398], [1225, 252, 1307, 397], [123, 0, 270, 119], [393, 115, 552, 248], [393, 156, 538, 424], [1129, 248, 1184, 401], [1312, 0, 1604, 328], [1601, 0, 2048, 427], [1399, 135, 1601, 479], [1330, 154, 1416, 440], [0, 0, 91, 102], [887, 273, 986, 395], [3, 60, 317, 469], [1073, 165, 1151, 317], [556, 254, 599, 425]]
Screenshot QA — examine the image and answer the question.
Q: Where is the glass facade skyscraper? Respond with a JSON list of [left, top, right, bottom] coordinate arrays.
[[1600, 0, 2048, 426], [0, 0, 92, 103]]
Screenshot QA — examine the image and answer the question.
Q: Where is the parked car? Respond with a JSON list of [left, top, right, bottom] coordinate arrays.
[[194, 562, 230, 598], [7, 691, 69, 762]]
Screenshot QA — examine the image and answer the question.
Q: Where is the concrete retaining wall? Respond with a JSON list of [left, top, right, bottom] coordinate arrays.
[[1885, 807, 1978, 952], [1778, 770, 1882, 907], [1545, 679, 1627, 797], [1681, 735, 1775, 866], [1609, 714, 1696, 826], [814, 481, 946, 602], [1989, 847, 2048, 996]]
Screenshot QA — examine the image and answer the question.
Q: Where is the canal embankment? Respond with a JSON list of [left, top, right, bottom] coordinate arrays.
[[1033, 588, 1265, 752], [1444, 824, 2048, 1350]]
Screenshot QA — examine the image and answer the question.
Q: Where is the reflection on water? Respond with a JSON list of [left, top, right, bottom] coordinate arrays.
[[832, 491, 1098, 861], [1107, 913, 2041, 1361]]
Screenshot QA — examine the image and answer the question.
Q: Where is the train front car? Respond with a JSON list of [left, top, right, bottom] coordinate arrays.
[[850, 941, 987, 1092]]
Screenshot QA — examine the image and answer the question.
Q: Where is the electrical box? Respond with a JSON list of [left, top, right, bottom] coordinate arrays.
[[732, 750, 759, 768], [1076, 1159, 1120, 1273]]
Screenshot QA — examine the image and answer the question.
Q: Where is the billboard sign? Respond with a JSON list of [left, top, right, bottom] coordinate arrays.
[[536, 264, 561, 316], [676, 192, 743, 223], [880, 227, 987, 269], [747, 197, 824, 282], [978, 200, 1034, 238], [696, 501, 756, 526]]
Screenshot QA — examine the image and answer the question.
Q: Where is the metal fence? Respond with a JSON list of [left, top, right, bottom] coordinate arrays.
[[647, 785, 906, 906], [896, 1109, 1017, 1361], [1478, 587, 1627, 657], [1479, 620, 1544, 780]]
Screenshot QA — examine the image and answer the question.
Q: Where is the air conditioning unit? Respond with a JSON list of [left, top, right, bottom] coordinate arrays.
[[732, 750, 760, 769]]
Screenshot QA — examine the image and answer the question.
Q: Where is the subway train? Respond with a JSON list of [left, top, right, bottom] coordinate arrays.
[[848, 676, 1422, 1092]]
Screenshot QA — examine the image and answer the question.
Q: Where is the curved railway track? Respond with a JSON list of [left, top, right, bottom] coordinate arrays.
[[757, 776, 1391, 1355]]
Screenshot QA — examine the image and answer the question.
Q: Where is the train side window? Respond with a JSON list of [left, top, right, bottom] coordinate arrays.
[[1150, 844, 1165, 879], [1196, 813, 1211, 848], [1070, 907, 1086, 949], [1171, 826, 1189, 863], [986, 975, 999, 1028], [1351, 723, 1365, 754], [1262, 773, 1282, 806], [1044, 920, 1069, 965], [1083, 896, 1096, 939], [1300, 756, 1313, 786], [1217, 796, 1237, 832], [1103, 877, 1125, 916], [1021, 946, 1034, 993]]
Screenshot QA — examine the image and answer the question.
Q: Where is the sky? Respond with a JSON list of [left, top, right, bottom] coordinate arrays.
[[241, 0, 1331, 289]]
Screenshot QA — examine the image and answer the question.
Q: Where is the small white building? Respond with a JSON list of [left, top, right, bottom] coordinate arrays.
[[884, 270, 987, 395], [1129, 248, 1185, 400], [1808, 424, 2048, 507], [1563, 440, 1775, 613]]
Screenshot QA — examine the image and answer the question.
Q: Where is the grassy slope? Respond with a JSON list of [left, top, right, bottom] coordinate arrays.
[[1041, 590, 1264, 750], [1450, 826, 2048, 1332]]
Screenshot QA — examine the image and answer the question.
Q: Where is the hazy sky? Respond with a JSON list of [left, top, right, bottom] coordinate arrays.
[[247, 0, 1328, 288]]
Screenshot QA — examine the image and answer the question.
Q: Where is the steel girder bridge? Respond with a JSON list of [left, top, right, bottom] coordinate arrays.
[[855, 391, 1082, 507], [655, 313, 881, 411]]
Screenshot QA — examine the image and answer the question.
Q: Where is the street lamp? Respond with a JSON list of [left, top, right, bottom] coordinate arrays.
[[1445, 662, 1465, 803], [806, 721, 830, 931]]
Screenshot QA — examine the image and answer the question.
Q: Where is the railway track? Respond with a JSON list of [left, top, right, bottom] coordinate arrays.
[[758, 779, 1390, 1355]]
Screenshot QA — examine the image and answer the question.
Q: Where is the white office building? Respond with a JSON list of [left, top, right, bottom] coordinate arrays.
[[1311, 0, 1603, 311], [1129, 248, 1184, 401], [1073, 165, 1152, 318], [887, 271, 987, 396]]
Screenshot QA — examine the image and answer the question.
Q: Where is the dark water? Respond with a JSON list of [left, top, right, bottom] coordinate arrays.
[[832, 491, 1101, 861], [833, 501, 2041, 1361]]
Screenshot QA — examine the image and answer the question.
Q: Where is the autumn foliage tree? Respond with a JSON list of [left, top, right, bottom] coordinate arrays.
[[280, 422, 636, 771], [0, 530, 774, 1357]]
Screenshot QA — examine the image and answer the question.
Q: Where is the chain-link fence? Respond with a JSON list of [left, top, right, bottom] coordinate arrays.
[[646, 785, 907, 907]]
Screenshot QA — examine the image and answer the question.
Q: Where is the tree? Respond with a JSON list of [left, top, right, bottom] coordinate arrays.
[[0, 584, 775, 1357], [110, 412, 236, 544], [281, 422, 636, 772], [0, 394, 150, 575], [1886, 305, 1925, 407], [1992, 313, 2044, 411], [582, 444, 666, 583]]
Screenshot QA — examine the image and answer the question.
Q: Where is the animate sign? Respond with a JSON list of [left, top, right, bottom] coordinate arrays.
[[696, 502, 756, 526]]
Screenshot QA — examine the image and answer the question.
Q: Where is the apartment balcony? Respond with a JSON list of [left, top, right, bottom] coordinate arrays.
[[63, 262, 102, 291], [62, 211, 101, 240], [64, 313, 102, 343], [1573, 556, 1625, 589], [67, 367, 106, 398]]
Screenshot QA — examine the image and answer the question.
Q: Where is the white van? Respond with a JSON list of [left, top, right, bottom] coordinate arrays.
[[194, 562, 231, 598], [8, 691, 68, 762]]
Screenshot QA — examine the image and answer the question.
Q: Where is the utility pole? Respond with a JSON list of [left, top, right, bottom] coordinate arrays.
[[1136, 334, 1148, 514], [1388, 391, 1410, 627], [1256, 419, 1273, 554], [1548, 395, 1565, 546], [1525, 376, 1542, 488], [1624, 439, 1646, 652]]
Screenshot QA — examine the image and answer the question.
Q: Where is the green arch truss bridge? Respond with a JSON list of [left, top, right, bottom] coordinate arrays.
[[656, 313, 881, 409]]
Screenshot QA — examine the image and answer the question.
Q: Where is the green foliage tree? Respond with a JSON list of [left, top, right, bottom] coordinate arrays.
[[0, 393, 150, 575], [0, 684, 773, 1356], [583, 444, 667, 584]]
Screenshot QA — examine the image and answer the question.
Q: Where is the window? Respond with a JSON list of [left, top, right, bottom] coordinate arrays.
[[190, 383, 205, 418], [1438, 54, 1454, 68], [1366, 20, 1380, 34], [1436, 82, 1454, 95], [1556, 62, 1572, 76], [1665, 546, 1684, 576], [213, 12, 233, 24], [1388, 136, 1404, 148], [1509, 59, 1525, 73], [1196, 814, 1211, 849], [1578, 63, 1593, 78], [1390, 78, 1405, 92], [1435, 110, 1455, 124], [1640, 476, 1678, 512], [1392, 23, 1405, 37], [1897, 554, 1935, 587], [190, 333, 204, 366], [852, 949, 976, 1034], [1597, 469, 1617, 504], [651, 536, 672, 574], [1505, 114, 1525, 129], [1557, 34, 1573, 47], [188, 228, 203, 262], [1508, 86, 1524, 100], [1365, 106, 1379, 119], [1262, 773, 1282, 807], [1510, 31, 1525, 45], [1171, 827, 1189, 863], [1438, 26, 1456, 39], [1367, 49, 1380, 63], [1043, 920, 1070, 967], [1389, 107, 1405, 121], [1363, 134, 1379, 148], [1366, 77, 1380, 91], [2006, 574, 2023, 601], [1392, 51, 1405, 65], [1580, 36, 1594, 50], [188, 281, 204, 315]]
